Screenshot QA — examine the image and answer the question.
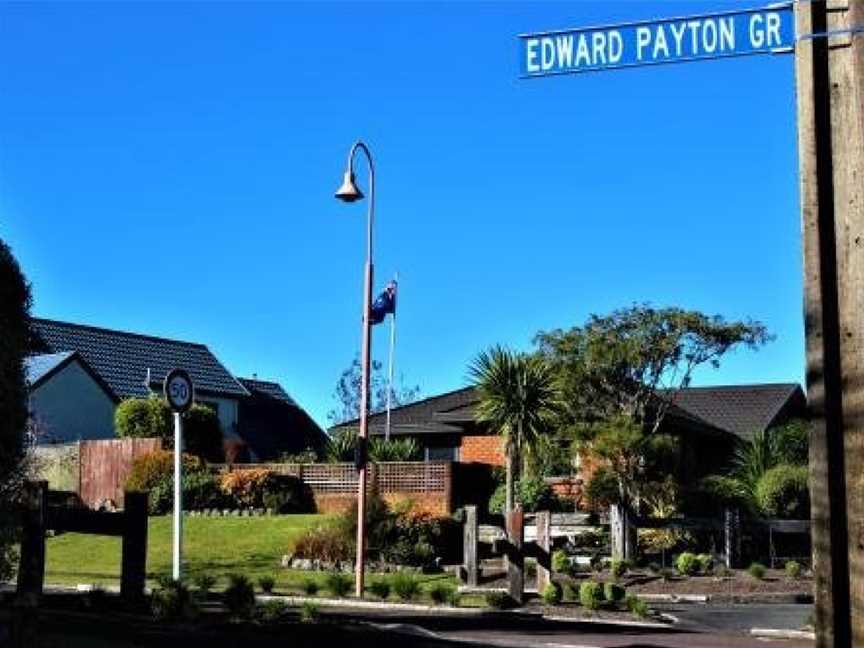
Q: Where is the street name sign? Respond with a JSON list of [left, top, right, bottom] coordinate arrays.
[[519, 4, 795, 77]]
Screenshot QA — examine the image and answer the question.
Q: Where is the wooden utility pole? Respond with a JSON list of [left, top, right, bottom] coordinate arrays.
[[796, 1, 864, 646]]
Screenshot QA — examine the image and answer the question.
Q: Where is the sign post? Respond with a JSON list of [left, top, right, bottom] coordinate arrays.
[[164, 368, 194, 582]]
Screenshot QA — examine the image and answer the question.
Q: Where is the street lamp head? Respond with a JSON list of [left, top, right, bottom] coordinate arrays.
[[335, 169, 364, 203]]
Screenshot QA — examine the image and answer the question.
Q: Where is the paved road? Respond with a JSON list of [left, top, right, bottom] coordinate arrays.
[[327, 604, 815, 648]]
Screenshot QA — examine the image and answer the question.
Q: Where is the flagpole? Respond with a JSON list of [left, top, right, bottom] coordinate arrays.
[[385, 273, 398, 442]]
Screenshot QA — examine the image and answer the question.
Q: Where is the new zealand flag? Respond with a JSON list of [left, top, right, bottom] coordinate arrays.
[[369, 280, 397, 325]]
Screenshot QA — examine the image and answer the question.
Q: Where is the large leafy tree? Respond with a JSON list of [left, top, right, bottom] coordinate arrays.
[[0, 238, 32, 580], [535, 304, 771, 435], [327, 356, 420, 426], [469, 346, 560, 514]]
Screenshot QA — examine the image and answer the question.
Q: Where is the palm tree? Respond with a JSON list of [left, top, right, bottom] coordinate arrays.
[[469, 346, 560, 514]]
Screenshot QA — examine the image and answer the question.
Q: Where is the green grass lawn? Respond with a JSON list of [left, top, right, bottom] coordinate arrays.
[[43, 514, 457, 596]]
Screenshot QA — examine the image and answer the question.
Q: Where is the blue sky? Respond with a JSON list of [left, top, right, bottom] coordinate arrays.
[[0, 1, 803, 427]]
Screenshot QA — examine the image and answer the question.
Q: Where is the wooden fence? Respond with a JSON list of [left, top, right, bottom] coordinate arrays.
[[78, 438, 161, 508], [217, 461, 453, 514]]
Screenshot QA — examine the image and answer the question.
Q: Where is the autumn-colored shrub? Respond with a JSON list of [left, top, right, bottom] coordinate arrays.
[[292, 525, 353, 562], [125, 450, 205, 492], [219, 469, 275, 508]]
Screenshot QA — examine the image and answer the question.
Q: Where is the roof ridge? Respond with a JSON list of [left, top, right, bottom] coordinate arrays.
[[331, 385, 475, 429], [662, 382, 800, 392], [33, 317, 210, 349]]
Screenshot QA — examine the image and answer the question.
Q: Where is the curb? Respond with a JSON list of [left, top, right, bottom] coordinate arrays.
[[638, 594, 709, 604], [256, 593, 485, 615], [751, 628, 816, 641], [543, 613, 673, 629]]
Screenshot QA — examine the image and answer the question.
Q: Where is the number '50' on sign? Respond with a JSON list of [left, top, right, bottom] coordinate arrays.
[[164, 368, 194, 413]]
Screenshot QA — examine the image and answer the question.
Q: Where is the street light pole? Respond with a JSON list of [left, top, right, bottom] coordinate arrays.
[[335, 141, 375, 598]]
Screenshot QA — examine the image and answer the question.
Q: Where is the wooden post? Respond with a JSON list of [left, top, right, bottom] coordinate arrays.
[[120, 491, 149, 601], [16, 481, 47, 604], [795, 1, 864, 646], [506, 506, 524, 605], [462, 505, 478, 587], [535, 510, 551, 594]]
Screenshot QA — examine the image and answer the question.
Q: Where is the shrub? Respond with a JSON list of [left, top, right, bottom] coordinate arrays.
[[551, 549, 570, 574], [392, 572, 421, 601], [369, 437, 422, 462], [647, 562, 661, 574], [755, 464, 810, 518], [696, 553, 713, 575], [220, 469, 276, 508], [770, 420, 810, 466], [258, 575, 275, 593], [626, 594, 649, 619], [292, 525, 353, 563], [579, 581, 605, 610], [126, 449, 205, 492], [193, 573, 217, 594], [299, 601, 320, 623], [115, 397, 171, 440], [604, 582, 626, 603], [301, 578, 319, 596], [785, 560, 803, 579], [589, 554, 605, 573], [324, 573, 352, 597], [488, 478, 562, 514], [261, 475, 315, 514], [675, 552, 699, 576], [256, 599, 287, 623], [181, 404, 224, 462], [151, 580, 199, 621], [125, 450, 215, 514], [563, 582, 578, 602], [485, 591, 515, 609], [610, 559, 628, 579], [659, 567, 675, 581], [714, 564, 733, 578], [584, 467, 621, 508], [428, 582, 456, 605], [748, 562, 767, 580], [368, 580, 391, 600], [446, 589, 462, 607], [541, 582, 563, 605], [224, 574, 256, 619]]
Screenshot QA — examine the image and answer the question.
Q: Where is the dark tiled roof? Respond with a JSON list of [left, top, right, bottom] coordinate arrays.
[[237, 377, 297, 406], [664, 383, 804, 439], [329, 386, 476, 434], [31, 318, 249, 400], [329, 383, 805, 439]]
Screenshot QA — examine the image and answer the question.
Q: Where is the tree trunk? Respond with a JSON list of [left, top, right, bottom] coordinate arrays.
[[505, 445, 515, 515]]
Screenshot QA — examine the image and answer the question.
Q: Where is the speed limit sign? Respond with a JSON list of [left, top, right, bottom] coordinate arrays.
[[164, 368, 194, 412]]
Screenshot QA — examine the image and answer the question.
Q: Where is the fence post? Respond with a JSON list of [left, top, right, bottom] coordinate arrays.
[[462, 505, 478, 587], [535, 510, 551, 594], [724, 507, 740, 569], [16, 480, 48, 604], [506, 506, 524, 605], [121, 491, 149, 601]]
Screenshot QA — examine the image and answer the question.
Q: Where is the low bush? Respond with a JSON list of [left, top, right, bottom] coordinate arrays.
[[579, 581, 605, 610], [488, 477, 563, 514], [748, 562, 767, 580], [541, 582, 563, 605], [324, 572, 352, 597], [551, 549, 570, 574], [626, 594, 649, 619], [659, 567, 675, 581], [675, 552, 700, 576], [369, 437, 422, 462], [292, 525, 353, 563], [258, 575, 275, 593], [224, 574, 256, 619], [300, 601, 320, 624], [604, 582, 626, 603], [563, 582, 578, 602], [255, 599, 286, 623], [301, 578, 319, 596], [610, 559, 628, 579], [126, 449, 205, 492], [151, 579, 199, 622], [785, 560, 803, 579], [647, 562, 661, 574], [696, 553, 713, 575], [368, 580, 391, 600], [428, 582, 456, 605], [261, 475, 315, 514], [392, 572, 421, 601], [125, 450, 219, 514], [219, 469, 275, 509], [485, 591, 515, 609], [193, 573, 216, 594]]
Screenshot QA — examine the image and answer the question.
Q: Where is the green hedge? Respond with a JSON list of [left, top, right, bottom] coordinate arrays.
[[755, 464, 810, 518]]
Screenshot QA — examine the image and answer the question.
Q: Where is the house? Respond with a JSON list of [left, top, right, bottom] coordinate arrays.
[[329, 382, 807, 476], [28, 318, 325, 459]]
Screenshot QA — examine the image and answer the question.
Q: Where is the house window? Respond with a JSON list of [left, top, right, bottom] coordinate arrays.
[[425, 446, 459, 462]]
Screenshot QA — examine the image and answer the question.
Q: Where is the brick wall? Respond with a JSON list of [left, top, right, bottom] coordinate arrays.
[[460, 434, 505, 466]]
